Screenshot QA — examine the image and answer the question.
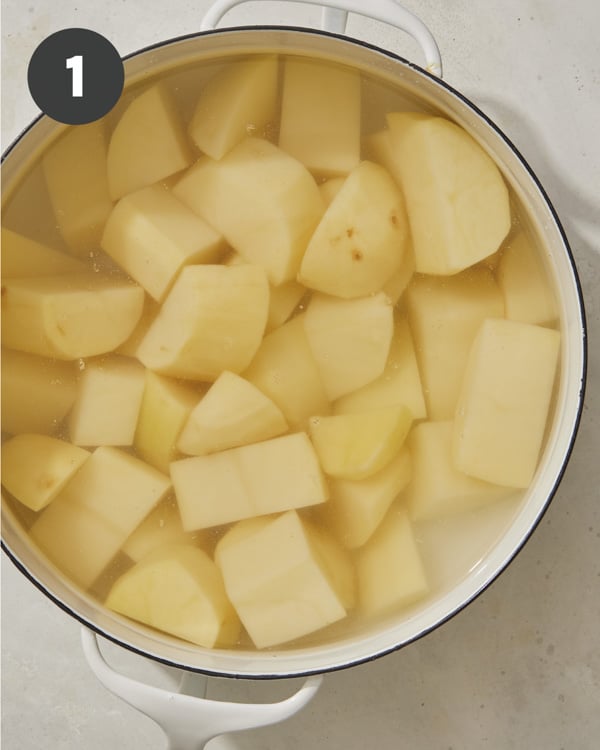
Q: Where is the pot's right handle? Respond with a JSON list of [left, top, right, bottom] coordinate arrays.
[[200, 0, 442, 77]]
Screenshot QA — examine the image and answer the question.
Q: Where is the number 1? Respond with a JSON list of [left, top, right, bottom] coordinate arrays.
[[66, 55, 83, 97]]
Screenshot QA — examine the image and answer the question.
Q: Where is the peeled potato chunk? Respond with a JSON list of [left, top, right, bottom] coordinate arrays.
[[30, 446, 171, 588], [173, 138, 324, 285], [137, 264, 269, 380], [406, 267, 504, 420], [107, 83, 191, 200], [189, 55, 278, 160], [106, 544, 240, 648], [334, 316, 426, 420], [279, 57, 360, 177], [171, 432, 328, 531], [496, 231, 558, 325], [215, 511, 353, 648], [177, 371, 288, 456], [243, 314, 330, 429], [453, 318, 560, 488], [356, 506, 429, 617], [42, 121, 113, 255], [1, 274, 144, 360], [308, 406, 412, 480], [1, 434, 89, 512], [323, 448, 411, 549], [1, 228, 84, 278], [387, 114, 511, 274], [101, 184, 225, 302], [134, 372, 200, 474], [122, 497, 193, 562], [406, 421, 516, 522], [299, 161, 408, 299], [69, 356, 146, 447], [1, 350, 77, 435], [304, 292, 394, 400]]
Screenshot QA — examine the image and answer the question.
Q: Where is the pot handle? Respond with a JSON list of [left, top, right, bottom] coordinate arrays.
[[200, 0, 442, 77], [81, 628, 322, 750]]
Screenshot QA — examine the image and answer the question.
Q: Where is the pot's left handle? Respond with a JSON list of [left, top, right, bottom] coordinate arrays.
[[200, 0, 442, 76], [81, 628, 322, 750]]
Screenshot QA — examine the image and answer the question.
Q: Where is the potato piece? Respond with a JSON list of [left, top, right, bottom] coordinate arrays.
[[387, 114, 511, 274], [279, 58, 360, 177], [496, 231, 558, 325], [1, 350, 77, 435], [171, 432, 328, 530], [106, 544, 240, 647], [323, 448, 411, 549], [243, 315, 330, 429], [266, 281, 306, 332], [308, 406, 412, 480], [406, 421, 515, 522], [453, 318, 560, 487], [1, 228, 84, 277], [1, 274, 144, 360], [406, 268, 504, 419], [318, 177, 345, 206], [134, 372, 200, 474], [42, 121, 113, 254], [381, 246, 415, 304], [173, 138, 323, 285], [334, 316, 426, 420], [177, 371, 288, 456], [122, 497, 192, 562], [215, 511, 352, 648], [356, 506, 429, 617], [299, 161, 408, 298], [101, 184, 225, 302], [30, 446, 171, 588], [69, 356, 145, 446], [137, 264, 269, 380], [115, 296, 159, 357], [1, 434, 89, 512], [107, 84, 191, 200], [189, 55, 278, 160], [364, 114, 430, 177], [304, 292, 394, 400]]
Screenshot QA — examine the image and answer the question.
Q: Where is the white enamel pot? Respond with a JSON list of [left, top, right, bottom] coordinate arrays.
[[1, 1, 587, 747]]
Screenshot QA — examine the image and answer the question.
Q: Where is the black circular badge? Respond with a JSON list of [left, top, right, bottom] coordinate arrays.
[[28, 28, 124, 125]]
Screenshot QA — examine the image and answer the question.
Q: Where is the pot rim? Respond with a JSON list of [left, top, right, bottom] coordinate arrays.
[[1, 24, 587, 680]]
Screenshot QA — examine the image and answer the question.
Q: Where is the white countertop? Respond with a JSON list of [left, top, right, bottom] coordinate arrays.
[[2, 1, 599, 748]]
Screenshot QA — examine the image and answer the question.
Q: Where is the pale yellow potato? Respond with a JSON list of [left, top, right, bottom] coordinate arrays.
[[107, 83, 191, 200], [189, 55, 278, 160], [323, 448, 411, 549], [177, 371, 288, 456], [1, 350, 77, 435], [173, 138, 324, 285], [115, 296, 159, 358], [122, 497, 192, 562], [406, 421, 516, 522], [1, 434, 89, 512], [334, 316, 426, 420], [453, 318, 560, 488], [1, 274, 144, 360], [243, 314, 330, 429], [308, 406, 412, 480], [381, 246, 415, 304], [42, 121, 113, 255], [106, 544, 240, 648], [356, 506, 429, 617], [279, 58, 360, 177], [134, 371, 200, 474], [299, 161, 408, 299], [1, 228, 84, 278], [215, 511, 352, 648], [406, 267, 504, 419], [497, 231, 558, 325], [136, 264, 269, 380], [387, 114, 511, 274], [303, 292, 394, 400], [171, 432, 328, 531], [101, 184, 225, 302], [69, 356, 146, 446]]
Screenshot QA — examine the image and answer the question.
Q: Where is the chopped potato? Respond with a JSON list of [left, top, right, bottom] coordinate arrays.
[[1, 228, 84, 278]]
